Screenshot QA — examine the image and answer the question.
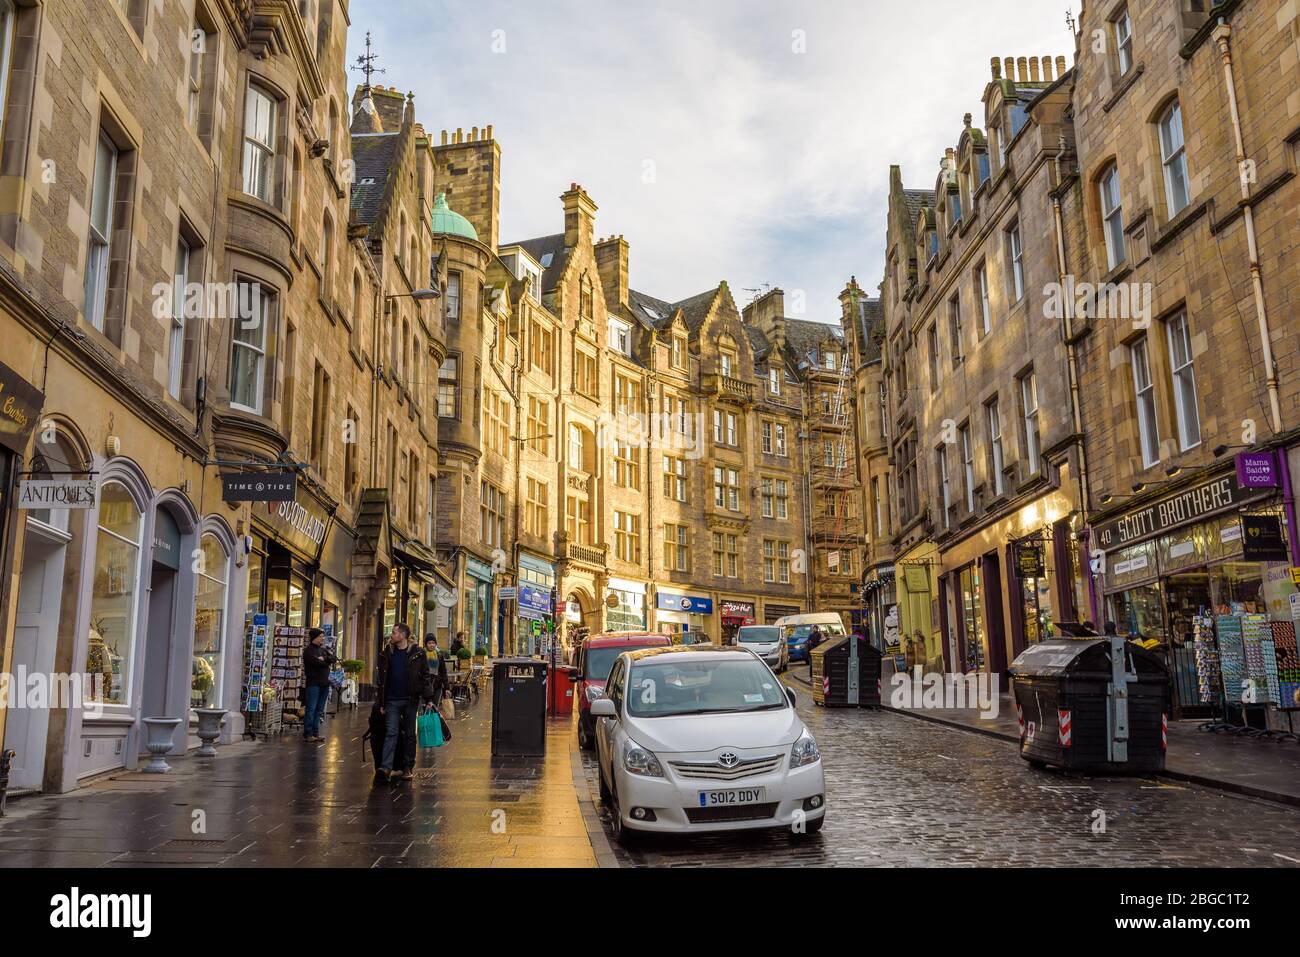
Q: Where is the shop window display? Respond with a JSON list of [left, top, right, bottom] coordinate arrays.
[[192, 534, 228, 708], [959, 565, 986, 672], [86, 482, 142, 705]]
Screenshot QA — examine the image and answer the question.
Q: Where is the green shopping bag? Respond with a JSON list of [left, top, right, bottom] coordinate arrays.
[[417, 708, 444, 748]]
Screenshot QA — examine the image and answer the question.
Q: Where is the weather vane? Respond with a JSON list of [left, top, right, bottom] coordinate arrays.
[[351, 30, 386, 93]]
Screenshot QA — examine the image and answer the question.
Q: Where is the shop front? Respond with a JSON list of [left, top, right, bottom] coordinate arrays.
[[516, 552, 555, 656], [719, 599, 756, 643], [606, 577, 648, 633], [653, 590, 713, 639], [1095, 464, 1298, 725], [465, 556, 496, 654], [896, 540, 939, 670], [862, 564, 896, 652]]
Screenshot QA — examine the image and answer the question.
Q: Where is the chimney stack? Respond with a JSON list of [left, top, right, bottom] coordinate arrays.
[[1029, 56, 1041, 82], [1042, 55, 1054, 82], [1056, 55, 1068, 76], [561, 184, 598, 250], [990, 57, 1001, 79], [595, 234, 629, 308]]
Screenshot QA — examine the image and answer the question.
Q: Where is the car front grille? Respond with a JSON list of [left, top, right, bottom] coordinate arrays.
[[670, 753, 784, 781], [685, 802, 779, 824]]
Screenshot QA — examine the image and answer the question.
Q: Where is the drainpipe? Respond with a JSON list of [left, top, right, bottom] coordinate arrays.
[[1280, 452, 1300, 566], [1213, 20, 1283, 435], [1050, 134, 1097, 618]]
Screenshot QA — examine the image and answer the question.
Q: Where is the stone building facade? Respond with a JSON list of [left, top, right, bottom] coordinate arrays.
[[880, 53, 1088, 676], [1068, 0, 1300, 720], [0, 1, 445, 792]]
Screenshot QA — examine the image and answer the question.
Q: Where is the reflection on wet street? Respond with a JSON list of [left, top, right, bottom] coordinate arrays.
[[0, 693, 596, 868]]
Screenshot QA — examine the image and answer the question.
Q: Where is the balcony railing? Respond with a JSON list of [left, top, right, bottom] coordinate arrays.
[[703, 373, 754, 404], [566, 540, 608, 570]]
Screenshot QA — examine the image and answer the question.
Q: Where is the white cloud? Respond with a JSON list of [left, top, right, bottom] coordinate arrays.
[[352, 0, 1074, 322]]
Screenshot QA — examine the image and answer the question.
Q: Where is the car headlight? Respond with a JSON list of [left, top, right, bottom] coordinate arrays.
[[790, 734, 821, 768], [585, 686, 604, 702], [623, 742, 664, 777]]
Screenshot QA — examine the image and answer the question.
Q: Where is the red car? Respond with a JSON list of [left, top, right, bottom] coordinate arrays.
[[575, 632, 672, 750]]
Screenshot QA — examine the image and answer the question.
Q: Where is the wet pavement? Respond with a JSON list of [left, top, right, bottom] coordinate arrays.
[[580, 672, 1300, 867], [0, 689, 598, 868], [6, 669, 1300, 868]]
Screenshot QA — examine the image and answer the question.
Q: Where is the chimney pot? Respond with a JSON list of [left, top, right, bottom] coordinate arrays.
[[1004, 57, 1015, 81], [1042, 56, 1054, 82], [1056, 55, 1067, 75], [1017, 56, 1029, 82], [990, 56, 1001, 79], [1029, 56, 1041, 82]]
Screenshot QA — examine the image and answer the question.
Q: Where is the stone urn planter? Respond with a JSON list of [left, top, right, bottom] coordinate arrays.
[[140, 717, 183, 773], [194, 708, 228, 757]]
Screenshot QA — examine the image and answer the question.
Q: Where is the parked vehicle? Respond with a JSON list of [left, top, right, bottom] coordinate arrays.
[[592, 645, 826, 845], [774, 612, 847, 663], [574, 632, 673, 750], [735, 624, 787, 672]]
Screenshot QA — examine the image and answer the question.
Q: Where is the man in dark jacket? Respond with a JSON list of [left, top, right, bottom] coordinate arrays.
[[375, 623, 432, 781], [302, 628, 336, 742]]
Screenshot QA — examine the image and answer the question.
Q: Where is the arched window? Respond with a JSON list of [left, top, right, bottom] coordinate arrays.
[[86, 481, 143, 705], [193, 534, 229, 708], [1157, 100, 1189, 217]]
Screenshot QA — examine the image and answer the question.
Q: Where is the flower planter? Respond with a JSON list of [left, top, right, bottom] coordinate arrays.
[[194, 708, 228, 757], [140, 717, 184, 773]]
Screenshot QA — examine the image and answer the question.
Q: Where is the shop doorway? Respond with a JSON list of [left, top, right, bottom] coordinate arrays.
[[4, 520, 70, 790], [982, 552, 1009, 677], [141, 564, 177, 724]]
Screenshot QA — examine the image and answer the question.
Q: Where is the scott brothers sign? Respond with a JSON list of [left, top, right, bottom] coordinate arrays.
[[1093, 473, 1264, 551]]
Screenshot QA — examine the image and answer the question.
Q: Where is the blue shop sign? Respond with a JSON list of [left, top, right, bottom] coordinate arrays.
[[656, 592, 713, 614], [518, 584, 553, 621], [467, 557, 496, 582]]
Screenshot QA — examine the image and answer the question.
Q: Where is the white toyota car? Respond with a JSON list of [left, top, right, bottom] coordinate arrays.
[[592, 645, 826, 845]]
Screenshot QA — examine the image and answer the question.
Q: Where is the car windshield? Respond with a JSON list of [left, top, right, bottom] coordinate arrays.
[[737, 626, 780, 644], [785, 623, 845, 640], [585, 644, 658, 683], [626, 658, 788, 717]]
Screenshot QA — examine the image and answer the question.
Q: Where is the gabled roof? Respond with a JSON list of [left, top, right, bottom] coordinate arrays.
[[628, 286, 718, 333]]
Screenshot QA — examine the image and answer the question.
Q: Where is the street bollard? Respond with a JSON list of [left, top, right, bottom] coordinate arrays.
[[0, 749, 15, 817]]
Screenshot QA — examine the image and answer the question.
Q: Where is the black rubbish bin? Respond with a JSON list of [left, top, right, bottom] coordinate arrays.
[[1009, 638, 1169, 773], [491, 658, 548, 756], [811, 635, 882, 708]]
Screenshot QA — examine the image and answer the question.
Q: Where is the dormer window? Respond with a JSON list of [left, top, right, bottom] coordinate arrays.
[[823, 351, 837, 371], [671, 335, 686, 370], [720, 352, 734, 378], [768, 367, 780, 395], [608, 316, 631, 355], [928, 229, 939, 261], [977, 152, 990, 185], [948, 190, 962, 225]]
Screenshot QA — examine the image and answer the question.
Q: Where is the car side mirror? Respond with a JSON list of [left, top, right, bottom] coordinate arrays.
[[786, 688, 797, 707], [590, 698, 617, 718]]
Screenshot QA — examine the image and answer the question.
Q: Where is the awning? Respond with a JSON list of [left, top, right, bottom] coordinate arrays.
[[394, 539, 454, 590]]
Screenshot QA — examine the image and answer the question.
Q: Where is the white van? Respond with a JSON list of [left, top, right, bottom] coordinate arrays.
[[774, 612, 847, 663]]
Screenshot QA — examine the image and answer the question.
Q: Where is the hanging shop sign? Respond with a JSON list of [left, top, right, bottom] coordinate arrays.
[[1236, 451, 1280, 490], [466, 557, 496, 583], [1093, 473, 1265, 550], [498, 586, 517, 600], [0, 360, 42, 454], [16, 478, 97, 509], [1014, 541, 1046, 579], [221, 472, 297, 503], [655, 592, 713, 614], [1240, 514, 1288, 562], [518, 584, 553, 621]]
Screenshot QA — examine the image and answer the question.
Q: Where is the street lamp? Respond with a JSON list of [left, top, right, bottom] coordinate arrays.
[[384, 288, 440, 314]]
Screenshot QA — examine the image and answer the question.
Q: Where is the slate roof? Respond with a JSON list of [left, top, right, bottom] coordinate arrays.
[[349, 132, 401, 226], [783, 317, 844, 364], [745, 325, 771, 360], [855, 298, 884, 363], [627, 286, 718, 333], [503, 234, 570, 293], [902, 188, 932, 227]]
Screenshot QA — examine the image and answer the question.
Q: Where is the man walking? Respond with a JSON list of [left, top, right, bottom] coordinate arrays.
[[302, 627, 335, 743], [375, 623, 432, 781]]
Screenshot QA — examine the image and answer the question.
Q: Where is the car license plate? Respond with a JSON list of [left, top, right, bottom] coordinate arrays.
[[698, 787, 765, 807]]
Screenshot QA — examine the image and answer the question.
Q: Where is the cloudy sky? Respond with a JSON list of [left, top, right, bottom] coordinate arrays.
[[348, 0, 1075, 324]]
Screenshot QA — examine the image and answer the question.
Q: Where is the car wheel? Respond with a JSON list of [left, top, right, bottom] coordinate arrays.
[[597, 761, 612, 803], [609, 782, 640, 848]]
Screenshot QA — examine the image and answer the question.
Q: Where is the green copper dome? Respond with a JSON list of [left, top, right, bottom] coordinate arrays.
[[429, 192, 478, 241]]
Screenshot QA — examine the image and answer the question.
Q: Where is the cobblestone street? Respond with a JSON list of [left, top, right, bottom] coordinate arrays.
[[580, 678, 1300, 868]]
